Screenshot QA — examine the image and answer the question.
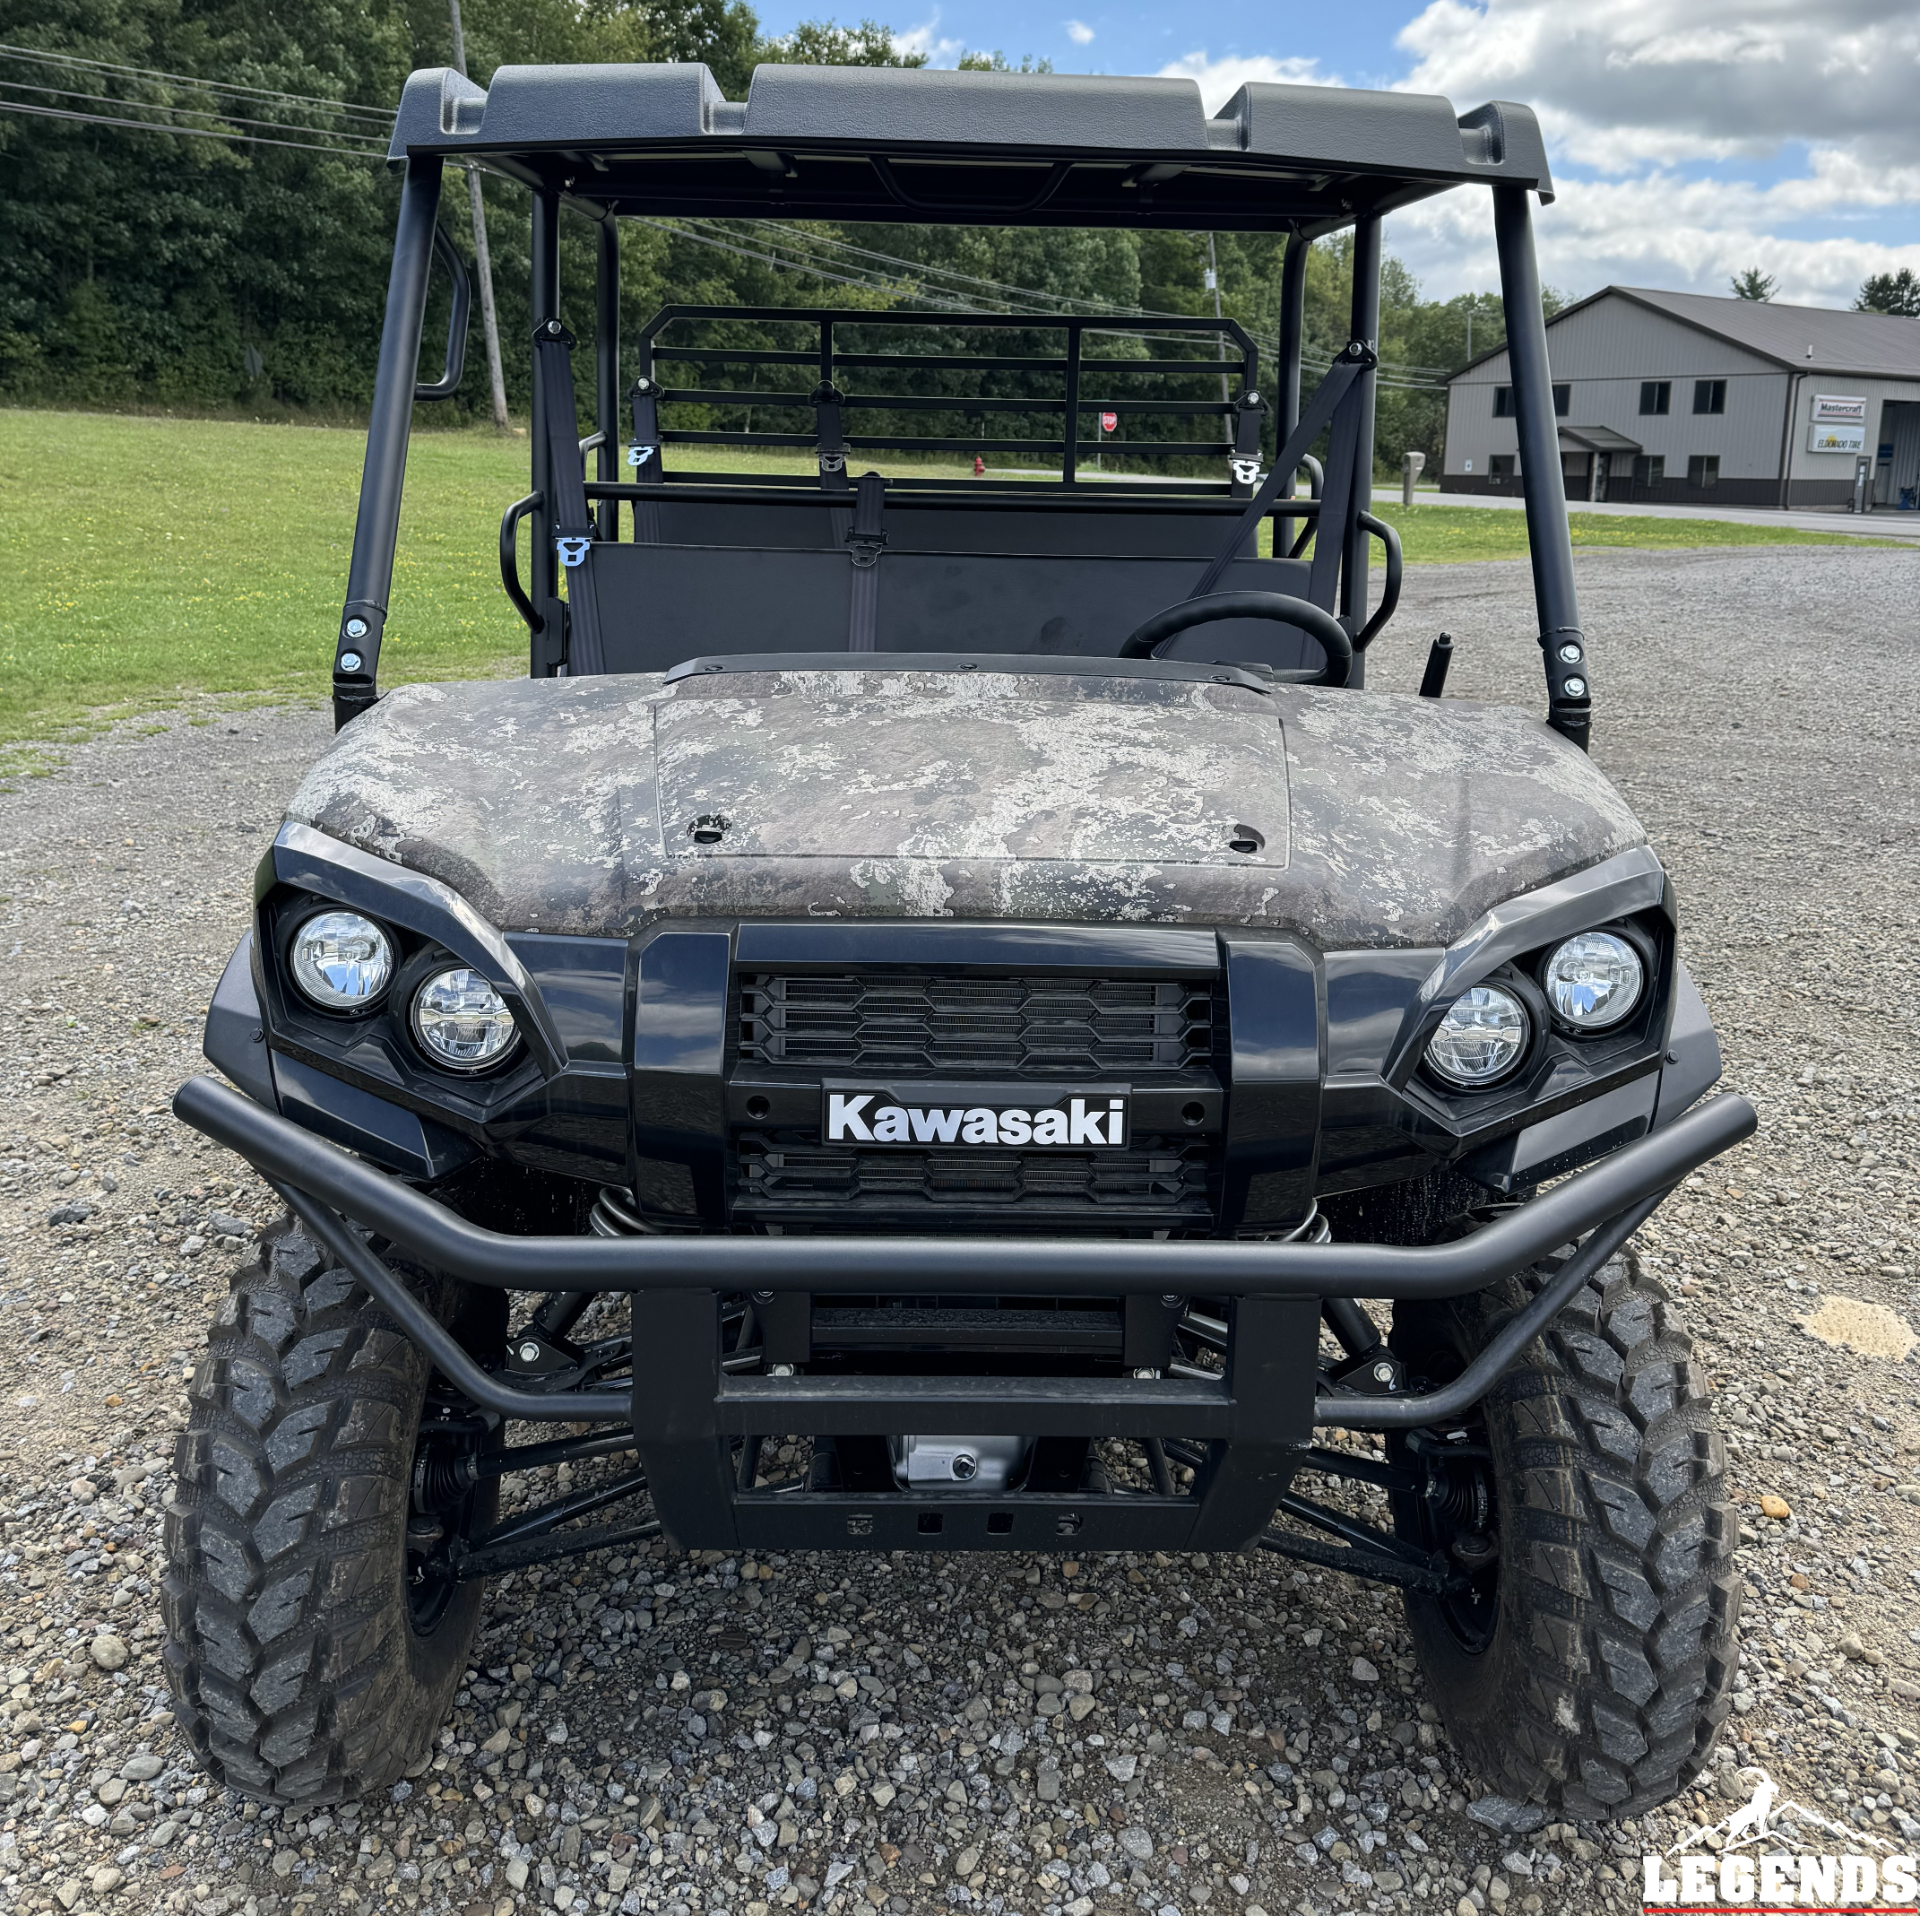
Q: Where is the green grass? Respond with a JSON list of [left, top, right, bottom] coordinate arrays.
[[1356, 500, 1899, 562], [0, 406, 1898, 765]]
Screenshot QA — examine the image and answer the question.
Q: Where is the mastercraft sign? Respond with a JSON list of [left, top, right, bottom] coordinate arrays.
[[1807, 394, 1867, 454], [1808, 392, 1868, 453], [1810, 393, 1868, 423]]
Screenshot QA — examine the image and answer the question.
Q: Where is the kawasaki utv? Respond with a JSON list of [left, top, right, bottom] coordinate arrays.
[[166, 60, 1756, 1817]]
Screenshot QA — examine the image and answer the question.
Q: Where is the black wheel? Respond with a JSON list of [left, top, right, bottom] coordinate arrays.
[[1389, 1247, 1741, 1817], [162, 1214, 504, 1804]]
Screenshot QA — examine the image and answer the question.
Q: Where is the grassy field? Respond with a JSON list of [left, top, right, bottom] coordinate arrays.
[[0, 407, 1896, 761]]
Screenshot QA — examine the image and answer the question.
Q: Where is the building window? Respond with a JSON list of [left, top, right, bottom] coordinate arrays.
[[1687, 454, 1720, 489], [1640, 381, 1671, 415], [1491, 384, 1570, 417], [1488, 454, 1516, 481], [1633, 454, 1666, 489], [1693, 379, 1726, 415]]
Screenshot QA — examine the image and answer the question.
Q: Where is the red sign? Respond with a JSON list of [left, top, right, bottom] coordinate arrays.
[[1099, 411, 1118, 434]]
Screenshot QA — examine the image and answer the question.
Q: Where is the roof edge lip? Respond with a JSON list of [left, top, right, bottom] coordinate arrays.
[[385, 62, 1555, 194]]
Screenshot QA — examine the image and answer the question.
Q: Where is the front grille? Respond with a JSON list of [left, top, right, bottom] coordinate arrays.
[[733, 1128, 1213, 1220], [737, 972, 1215, 1078]]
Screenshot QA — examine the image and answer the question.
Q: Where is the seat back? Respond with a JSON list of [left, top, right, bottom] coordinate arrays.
[[577, 488, 1326, 674]]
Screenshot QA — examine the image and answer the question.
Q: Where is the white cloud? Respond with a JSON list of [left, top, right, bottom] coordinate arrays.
[[1064, 20, 1095, 47], [893, 14, 966, 67], [1155, 51, 1334, 117], [1382, 0, 1920, 302], [1398, 0, 1920, 172], [1389, 172, 1920, 307]]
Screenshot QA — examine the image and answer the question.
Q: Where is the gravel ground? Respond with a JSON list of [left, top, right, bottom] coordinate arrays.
[[1, 543, 1917, 1916]]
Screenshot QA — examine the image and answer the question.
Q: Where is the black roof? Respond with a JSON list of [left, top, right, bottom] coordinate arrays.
[[389, 63, 1552, 233]]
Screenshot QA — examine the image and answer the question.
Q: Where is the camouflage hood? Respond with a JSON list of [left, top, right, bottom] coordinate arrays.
[[283, 664, 1647, 948]]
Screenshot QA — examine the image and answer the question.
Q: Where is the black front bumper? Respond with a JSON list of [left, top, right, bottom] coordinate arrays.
[[176, 1076, 1754, 1555]]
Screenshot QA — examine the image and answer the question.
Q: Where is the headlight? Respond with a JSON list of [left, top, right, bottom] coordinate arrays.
[[289, 910, 393, 1010], [412, 968, 518, 1071], [1426, 985, 1530, 1088], [1544, 931, 1644, 1030]]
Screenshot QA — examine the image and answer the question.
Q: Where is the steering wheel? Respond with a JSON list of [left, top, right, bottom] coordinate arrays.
[[1119, 591, 1354, 688]]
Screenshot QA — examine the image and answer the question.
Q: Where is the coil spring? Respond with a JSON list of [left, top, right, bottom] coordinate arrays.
[[590, 1186, 699, 1236], [589, 1185, 650, 1236], [1424, 1456, 1491, 1533], [412, 1448, 479, 1513]]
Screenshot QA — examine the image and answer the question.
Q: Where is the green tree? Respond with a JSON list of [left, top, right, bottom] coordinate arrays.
[[956, 50, 1053, 71], [758, 16, 922, 66], [1855, 268, 1920, 317], [1730, 266, 1777, 301]]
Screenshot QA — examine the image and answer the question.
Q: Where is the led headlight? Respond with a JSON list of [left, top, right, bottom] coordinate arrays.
[[1426, 985, 1530, 1089], [1544, 931, 1644, 1030], [412, 968, 518, 1071], [288, 910, 393, 1010]]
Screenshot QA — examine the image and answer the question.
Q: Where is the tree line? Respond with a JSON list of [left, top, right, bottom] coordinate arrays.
[[0, 0, 1525, 474]]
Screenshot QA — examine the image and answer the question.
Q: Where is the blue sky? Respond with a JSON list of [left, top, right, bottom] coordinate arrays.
[[752, 0, 1920, 308]]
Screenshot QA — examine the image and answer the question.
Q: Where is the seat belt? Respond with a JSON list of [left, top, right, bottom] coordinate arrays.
[[1307, 384, 1366, 616], [813, 381, 853, 493], [1189, 343, 1374, 604], [845, 470, 887, 652], [627, 374, 663, 545], [532, 320, 607, 675]]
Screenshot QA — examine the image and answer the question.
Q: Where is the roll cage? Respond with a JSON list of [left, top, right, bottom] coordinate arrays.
[[335, 64, 1590, 748]]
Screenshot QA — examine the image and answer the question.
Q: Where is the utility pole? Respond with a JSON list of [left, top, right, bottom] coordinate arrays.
[[1205, 232, 1230, 445], [449, 0, 510, 431]]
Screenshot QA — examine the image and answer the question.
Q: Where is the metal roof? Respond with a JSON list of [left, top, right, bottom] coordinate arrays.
[[1451, 284, 1920, 383], [1611, 286, 1920, 379], [1558, 424, 1641, 454], [386, 63, 1552, 234]]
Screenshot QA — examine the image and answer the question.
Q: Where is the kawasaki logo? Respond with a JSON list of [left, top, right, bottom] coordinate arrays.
[[824, 1090, 1129, 1149]]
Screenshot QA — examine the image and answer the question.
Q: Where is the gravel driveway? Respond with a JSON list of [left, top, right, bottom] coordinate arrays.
[[1, 544, 1916, 1916]]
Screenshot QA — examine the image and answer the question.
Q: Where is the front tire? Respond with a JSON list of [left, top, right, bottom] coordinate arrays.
[[163, 1215, 498, 1804], [1391, 1248, 1741, 1817]]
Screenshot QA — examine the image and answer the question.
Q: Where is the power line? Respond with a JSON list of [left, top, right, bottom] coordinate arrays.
[[0, 76, 386, 146], [0, 97, 385, 155], [0, 41, 397, 124]]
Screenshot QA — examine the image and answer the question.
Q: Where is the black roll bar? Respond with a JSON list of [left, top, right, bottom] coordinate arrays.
[[1339, 216, 1382, 684], [594, 213, 621, 541], [330, 164, 1585, 744], [1274, 231, 1310, 555], [333, 156, 443, 730], [1492, 183, 1592, 750]]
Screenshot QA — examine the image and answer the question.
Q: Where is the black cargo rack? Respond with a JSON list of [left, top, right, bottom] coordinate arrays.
[[631, 305, 1266, 486]]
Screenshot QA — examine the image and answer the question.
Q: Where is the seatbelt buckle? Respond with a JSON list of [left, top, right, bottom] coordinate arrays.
[[555, 530, 594, 568], [626, 443, 656, 470]]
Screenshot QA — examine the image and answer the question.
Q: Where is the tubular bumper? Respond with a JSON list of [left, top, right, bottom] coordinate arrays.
[[176, 1074, 1755, 1300], [179, 1075, 1753, 1552]]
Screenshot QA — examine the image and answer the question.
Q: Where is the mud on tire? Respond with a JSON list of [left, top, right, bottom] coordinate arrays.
[[162, 1215, 498, 1804], [1391, 1250, 1742, 1818]]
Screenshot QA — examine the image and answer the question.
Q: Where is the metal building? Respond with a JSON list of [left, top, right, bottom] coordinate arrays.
[[1442, 286, 1920, 511]]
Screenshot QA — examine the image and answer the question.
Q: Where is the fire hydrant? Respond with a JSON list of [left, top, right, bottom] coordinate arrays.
[[973, 454, 985, 477]]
